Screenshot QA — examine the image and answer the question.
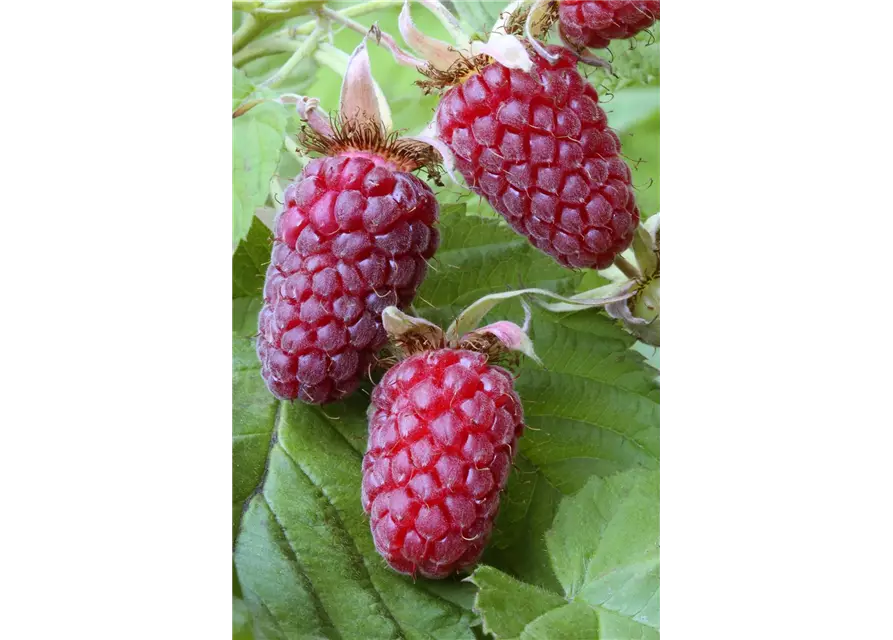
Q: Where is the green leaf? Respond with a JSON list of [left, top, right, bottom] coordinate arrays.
[[619, 112, 660, 218], [232, 336, 278, 543], [233, 216, 273, 300], [446, 0, 503, 34], [603, 88, 660, 134], [233, 101, 287, 246], [470, 566, 567, 639], [232, 596, 255, 640], [472, 470, 659, 639], [414, 205, 583, 327], [233, 297, 263, 338], [484, 455, 564, 592], [519, 601, 600, 640], [476, 307, 658, 590], [585, 23, 660, 93], [234, 396, 477, 640], [233, 67, 256, 111], [516, 311, 659, 495], [547, 470, 659, 631]]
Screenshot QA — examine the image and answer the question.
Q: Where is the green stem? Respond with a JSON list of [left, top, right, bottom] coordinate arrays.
[[320, 4, 426, 68], [232, 0, 326, 54], [284, 0, 403, 37], [260, 25, 325, 89], [613, 255, 642, 280], [232, 98, 266, 118], [233, 35, 300, 67], [233, 0, 404, 66], [232, 13, 261, 52]]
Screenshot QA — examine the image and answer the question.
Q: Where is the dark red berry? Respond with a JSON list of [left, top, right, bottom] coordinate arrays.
[[436, 45, 639, 270], [257, 155, 439, 404], [362, 348, 524, 578], [559, 0, 660, 50]]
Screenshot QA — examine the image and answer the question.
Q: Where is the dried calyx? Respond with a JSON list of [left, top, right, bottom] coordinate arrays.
[[278, 39, 450, 180], [371, 0, 536, 93], [378, 0, 606, 93]]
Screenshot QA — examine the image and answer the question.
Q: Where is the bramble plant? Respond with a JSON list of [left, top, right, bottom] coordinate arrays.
[[233, 1, 659, 638]]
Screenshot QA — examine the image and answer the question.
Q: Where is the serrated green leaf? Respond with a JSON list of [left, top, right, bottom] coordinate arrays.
[[516, 311, 659, 494], [547, 469, 660, 631], [415, 207, 583, 326], [472, 471, 659, 639], [470, 566, 567, 639], [233, 67, 256, 111], [233, 215, 273, 300], [233, 101, 287, 246], [519, 601, 599, 640], [485, 454, 563, 592]]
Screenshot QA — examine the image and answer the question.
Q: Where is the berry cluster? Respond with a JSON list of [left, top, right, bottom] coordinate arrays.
[[248, 0, 660, 581]]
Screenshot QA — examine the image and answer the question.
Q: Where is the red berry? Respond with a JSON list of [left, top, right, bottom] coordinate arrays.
[[257, 155, 439, 404], [362, 348, 524, 578], [559, 0, 660, 50], [436, 45, 639, 270]]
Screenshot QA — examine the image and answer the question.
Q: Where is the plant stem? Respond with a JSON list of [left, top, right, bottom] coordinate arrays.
[[232, 0, 326, 54], [232, 13, 261, 53], [232, 99, 266, 118], [613, 255, 642, 280], [260, 25, 325, 89], [233, 0, 406, 66], [233, 35, 300, 67], [320, 6, 426, 68], [285, 0, 403, 37]]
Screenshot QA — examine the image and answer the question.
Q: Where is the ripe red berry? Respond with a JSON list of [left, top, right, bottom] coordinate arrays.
[[362, 348, 524, 578], [257, 155, 439, 403], [559, 0, 660, 50], [436, 45, 639, 270]]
